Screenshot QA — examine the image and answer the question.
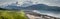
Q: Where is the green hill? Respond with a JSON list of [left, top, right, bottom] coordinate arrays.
[[0, 10, 28, 19], [0, 8, 7, 10]]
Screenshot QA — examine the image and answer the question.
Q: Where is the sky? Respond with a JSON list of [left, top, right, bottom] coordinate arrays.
[[18, 0, 60, 7], [0, 0, 60, 7], [0, 0, 17, 6]]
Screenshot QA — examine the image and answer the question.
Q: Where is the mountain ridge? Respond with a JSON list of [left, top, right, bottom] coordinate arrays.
[[1, 4, 60, 12]]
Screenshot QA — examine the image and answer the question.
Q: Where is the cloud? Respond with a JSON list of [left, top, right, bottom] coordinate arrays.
[[0, 0, 17, 6], [0, 0, 60, 7], [18, 0, 60, 7], [31, 0, 60, 6]]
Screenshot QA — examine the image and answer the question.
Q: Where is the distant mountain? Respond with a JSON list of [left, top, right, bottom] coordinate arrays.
[[5, 6, 18, 9], [25, 4, 60, 12], [1, 3, 60, 12]]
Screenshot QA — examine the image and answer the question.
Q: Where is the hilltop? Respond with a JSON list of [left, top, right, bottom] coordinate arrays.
[[0, 8, 7, 10]]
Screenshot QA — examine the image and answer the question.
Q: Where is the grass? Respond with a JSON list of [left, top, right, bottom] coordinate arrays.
[[0, 10, 28, 19]]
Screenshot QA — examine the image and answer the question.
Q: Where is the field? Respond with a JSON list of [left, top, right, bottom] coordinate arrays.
[[0, 10, 28, 19]]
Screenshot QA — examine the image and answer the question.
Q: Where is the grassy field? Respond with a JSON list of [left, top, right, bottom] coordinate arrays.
[[0, 10, 28, 19]]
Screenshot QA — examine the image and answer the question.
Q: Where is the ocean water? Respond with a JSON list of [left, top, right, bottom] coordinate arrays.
[[33, 10, 60, 18]]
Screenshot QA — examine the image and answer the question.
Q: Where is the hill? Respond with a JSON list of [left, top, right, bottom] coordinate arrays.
[[0, 8, 7, 10]]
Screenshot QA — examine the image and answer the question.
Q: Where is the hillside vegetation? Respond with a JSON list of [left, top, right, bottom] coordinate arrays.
[[0, 10, 27, 19]]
